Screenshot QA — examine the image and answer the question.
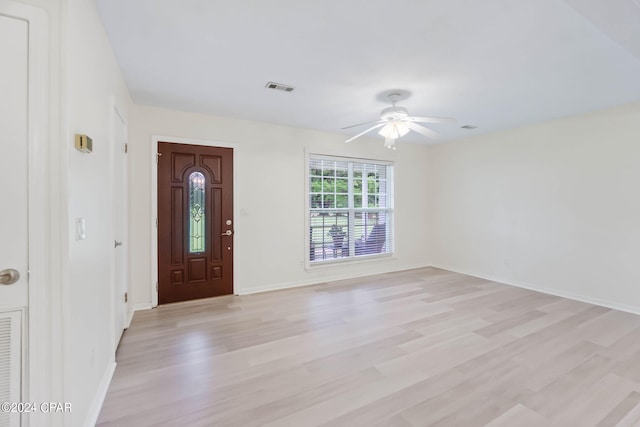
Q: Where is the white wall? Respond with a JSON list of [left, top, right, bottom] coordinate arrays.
[[129, 105, 432, 305], [63, 0, 132, 425], [429, 102, 640, 314]]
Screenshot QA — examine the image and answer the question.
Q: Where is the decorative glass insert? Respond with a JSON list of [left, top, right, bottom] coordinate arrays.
[[189, 171, 206, 253]]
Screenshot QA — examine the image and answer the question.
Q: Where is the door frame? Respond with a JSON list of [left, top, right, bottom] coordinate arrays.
[[150, 135, 238, 307], [0, 0, 51, 417]]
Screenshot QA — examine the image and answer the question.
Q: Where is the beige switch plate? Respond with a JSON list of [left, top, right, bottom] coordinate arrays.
[[75, 134, 93, 153]]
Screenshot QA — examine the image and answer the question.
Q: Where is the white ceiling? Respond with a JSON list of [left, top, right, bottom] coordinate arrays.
[[96, 0, 640, 143]]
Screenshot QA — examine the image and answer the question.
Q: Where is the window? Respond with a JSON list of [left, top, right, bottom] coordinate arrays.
[[189, 171, 206, 253], [308, 155, 393, 264]]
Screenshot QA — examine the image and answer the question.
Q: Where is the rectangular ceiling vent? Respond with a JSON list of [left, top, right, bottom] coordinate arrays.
[[265, 82, 295, 92]]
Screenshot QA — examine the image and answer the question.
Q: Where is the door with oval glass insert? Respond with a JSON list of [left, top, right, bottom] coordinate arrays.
[[158, 142, 233, 304]]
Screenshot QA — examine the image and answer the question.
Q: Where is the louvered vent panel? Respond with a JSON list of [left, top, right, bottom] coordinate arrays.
[[0, 311, 21, 427]]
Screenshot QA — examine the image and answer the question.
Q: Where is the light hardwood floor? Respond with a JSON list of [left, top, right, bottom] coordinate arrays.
[[97, 267, 640, 426]]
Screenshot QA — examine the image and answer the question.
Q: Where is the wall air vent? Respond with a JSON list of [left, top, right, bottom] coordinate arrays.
[[265, 82, 295, 92], [461, 125, 477, 130]]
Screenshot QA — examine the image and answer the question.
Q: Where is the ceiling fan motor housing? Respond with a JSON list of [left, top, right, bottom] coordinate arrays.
[[381, 106, 409, 121]]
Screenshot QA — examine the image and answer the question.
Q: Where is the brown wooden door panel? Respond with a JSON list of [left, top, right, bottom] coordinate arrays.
[[158, 142, 233, 304]]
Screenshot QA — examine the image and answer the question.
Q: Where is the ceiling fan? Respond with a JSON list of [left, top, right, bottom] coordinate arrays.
[[342, 92, 457, 149]]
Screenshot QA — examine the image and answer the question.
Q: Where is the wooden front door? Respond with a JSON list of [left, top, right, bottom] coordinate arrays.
[[158, 142, 234, 304]]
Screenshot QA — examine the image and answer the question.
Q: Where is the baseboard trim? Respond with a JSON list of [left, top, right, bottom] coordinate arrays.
[[431, 264, 640, 316], [83, 360, 116, 427], [133, 302, 152, 312], [235, 263, 431, 295], [125, 307, 134, 328]]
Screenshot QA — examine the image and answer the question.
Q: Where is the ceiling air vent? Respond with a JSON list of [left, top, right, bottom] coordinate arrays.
[[265, 82, 295, 92], [461, 125, 477, 130]]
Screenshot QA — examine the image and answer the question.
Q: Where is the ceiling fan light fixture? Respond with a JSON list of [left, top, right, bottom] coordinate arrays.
[[397, 122, 410, 137], [381, 106, 409, 121], [342, 90, 456, 148], [378, 121, 410, 139]]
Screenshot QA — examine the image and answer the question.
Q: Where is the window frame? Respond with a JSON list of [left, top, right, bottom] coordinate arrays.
[[305, 152, 395, 269]]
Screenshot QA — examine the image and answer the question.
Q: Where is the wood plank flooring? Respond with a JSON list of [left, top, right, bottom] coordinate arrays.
[[97, 268, 640, 426]]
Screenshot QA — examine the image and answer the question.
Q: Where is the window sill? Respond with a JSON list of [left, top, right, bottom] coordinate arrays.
[[305, 252, 396, 271]]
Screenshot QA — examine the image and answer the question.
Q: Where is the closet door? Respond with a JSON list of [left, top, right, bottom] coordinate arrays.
[[0, 2, 44, 425]]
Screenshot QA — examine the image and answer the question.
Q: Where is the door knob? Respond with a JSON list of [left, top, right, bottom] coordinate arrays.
[[114, 240, 124, 248], [0, 269, 20, 285], [221, 230, 233, 236]]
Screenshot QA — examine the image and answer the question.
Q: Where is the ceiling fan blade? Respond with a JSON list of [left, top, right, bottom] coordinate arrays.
[[344, 123, 386, 143], [341, 120, 384, 130], [408, 116, 457, 125], [406, 122, 439, 139]]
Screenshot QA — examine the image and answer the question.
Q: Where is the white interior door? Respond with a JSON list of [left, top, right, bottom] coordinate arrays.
[[113, 107, 128, 348], [0, 7, 29, 427]]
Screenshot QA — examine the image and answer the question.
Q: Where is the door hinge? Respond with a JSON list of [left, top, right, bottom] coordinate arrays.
[[156, 282, 158, 291], [155, 218, 158, 228], [124, 292, 128, 303], [124, 143, 128, 154], [156, 152, 162, 163]]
